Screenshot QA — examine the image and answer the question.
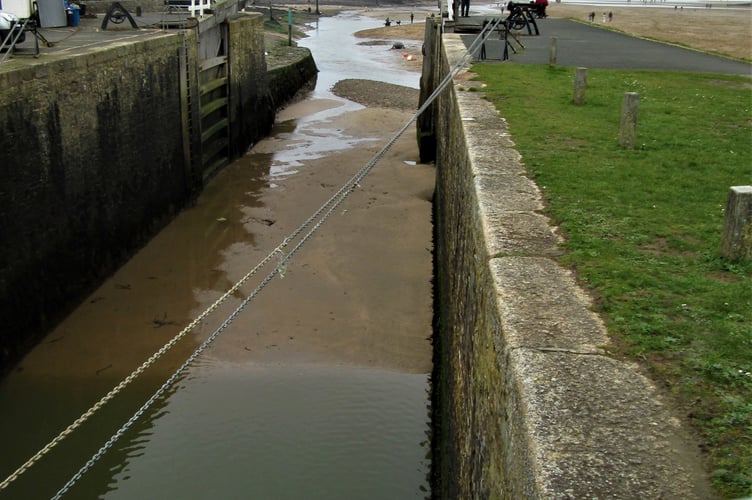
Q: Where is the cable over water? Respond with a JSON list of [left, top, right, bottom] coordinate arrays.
[[0, 18, 502, 496]]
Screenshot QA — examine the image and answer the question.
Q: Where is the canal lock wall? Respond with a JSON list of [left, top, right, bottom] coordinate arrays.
[[420, 20, 715, 499], [0, 11, 317, 375]]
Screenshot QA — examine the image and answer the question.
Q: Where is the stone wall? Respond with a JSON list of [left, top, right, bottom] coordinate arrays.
[[227, 12, 276, 157], [266, 45, 318, 110], [423, 21, 716, 499], [0, 33, 195, 374]]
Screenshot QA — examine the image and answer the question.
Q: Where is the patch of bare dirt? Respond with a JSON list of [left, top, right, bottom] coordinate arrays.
[[548, 4, 752, 61]]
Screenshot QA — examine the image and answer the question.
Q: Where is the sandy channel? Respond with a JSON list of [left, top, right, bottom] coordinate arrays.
[[200, 99, 435, 373], [3, 88, 432, 388]]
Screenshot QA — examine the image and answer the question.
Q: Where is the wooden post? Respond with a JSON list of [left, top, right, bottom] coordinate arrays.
[[619, 92, 639, 149], [573, 67, 587, 105], [287, 8, 292, 46], [549, 37, 558, 65], [721, 185, 752, 262]]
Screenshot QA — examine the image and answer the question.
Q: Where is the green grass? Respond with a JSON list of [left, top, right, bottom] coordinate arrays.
[[471, 63, 752, 498], [247, 6, 316, 38]]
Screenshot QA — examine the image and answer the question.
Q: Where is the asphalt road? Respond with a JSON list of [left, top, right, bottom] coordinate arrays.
[[459, 17, 751, 75]]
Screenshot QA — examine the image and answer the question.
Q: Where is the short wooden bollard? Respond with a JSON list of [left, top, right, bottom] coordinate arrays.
[[287, 9, 293, 46], [721, 185, 752, 262], [549, 37, 558, 65], [619, 92, 639, 149], [573, 67, 587, 105]]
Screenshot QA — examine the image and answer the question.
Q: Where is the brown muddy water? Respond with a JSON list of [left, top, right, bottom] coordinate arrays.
[[0, 10, 435, 499]]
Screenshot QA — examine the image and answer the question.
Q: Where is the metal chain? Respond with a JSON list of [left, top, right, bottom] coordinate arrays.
[[52, 137, 384, 497], [52, 265, 281, 499], [3, 20, 499, 495], [0, 239, 288, 493], [1, 115, 380, 492], [0, 193, 329, 493]]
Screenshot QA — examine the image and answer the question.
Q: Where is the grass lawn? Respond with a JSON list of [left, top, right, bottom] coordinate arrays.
[[248, 5, 318, 40], [471, 63, 752, 498]]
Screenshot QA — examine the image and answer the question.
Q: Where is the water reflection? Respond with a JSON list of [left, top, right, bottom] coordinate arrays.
[[253, 117, 378, 182], [298, 11, 422, 95], [0, 129, 277, 499], [99, 364, 430, 499], [0, 374, 180, 499]]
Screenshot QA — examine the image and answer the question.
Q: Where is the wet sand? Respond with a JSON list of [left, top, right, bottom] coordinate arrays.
[[548, 3, 752, 61], [3, 110, 431, 384], [3, 76, 431, 388], [201, 102, 434, 373]]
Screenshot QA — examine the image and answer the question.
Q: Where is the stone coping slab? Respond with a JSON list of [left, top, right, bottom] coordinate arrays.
[[509, 348, 714, 498], [491, 256, 608, 352]]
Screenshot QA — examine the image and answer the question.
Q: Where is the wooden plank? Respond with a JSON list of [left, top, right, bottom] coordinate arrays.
[[200, 76, 227, 96], [200, 97, 228, 119], [200, 56, 227, 71], [201, 137, 228, 165], [201, 118, 228, 144]]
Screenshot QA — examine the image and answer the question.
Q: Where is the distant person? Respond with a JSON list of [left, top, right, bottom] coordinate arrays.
[[602, 12, 606, 22], [460, 0, 470, 17], [534, 0, 548, 17], [588, 11, 595, 21], [410, 12, 414, 23], [608, 11, 613, 21]]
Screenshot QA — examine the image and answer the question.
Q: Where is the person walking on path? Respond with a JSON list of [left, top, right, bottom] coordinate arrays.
[[460, 0, 470, 17]]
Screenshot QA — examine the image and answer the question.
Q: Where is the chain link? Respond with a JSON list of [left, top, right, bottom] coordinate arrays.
[[53, 266, 281, 499], [51, 148, 379, 496], [0, 220, 305, 493]]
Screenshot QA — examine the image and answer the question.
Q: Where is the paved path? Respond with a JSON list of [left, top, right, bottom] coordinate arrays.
[[457, 17, 751, 75], [1, 10, 194, 67]]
